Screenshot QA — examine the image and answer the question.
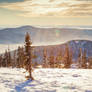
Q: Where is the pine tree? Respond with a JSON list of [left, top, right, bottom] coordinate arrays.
[[48, 49, 55, 68], [63, 44, 72, 68], [81, 49, 87, 69], [42, 48, 48, 68], [24, 32, 34, 80], [88, 57, 92, 69], [3, 50, 8, 67], [0, 55, 3, 67], [21, 47, 27, 68], [33, 61, 39, 68], [16, 46, 24, 68], [78, 48, 87, 69], [7, 48, 12, 67], [12, 50, 17, 68], [78, 48, 82, 68], [56, 50, 62, 68], [17, 46, 21, 68]]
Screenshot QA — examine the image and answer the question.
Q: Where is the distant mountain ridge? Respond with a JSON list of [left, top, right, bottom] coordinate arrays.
[[0, 26, 92, 45]]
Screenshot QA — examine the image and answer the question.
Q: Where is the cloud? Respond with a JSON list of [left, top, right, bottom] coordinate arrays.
[[49, 0, 55, 2], [65, 1, 92, 16], [0, 0, 92, 17]]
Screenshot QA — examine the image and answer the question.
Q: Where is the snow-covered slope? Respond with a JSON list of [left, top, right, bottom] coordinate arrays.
[[0, 68, 92, 92]]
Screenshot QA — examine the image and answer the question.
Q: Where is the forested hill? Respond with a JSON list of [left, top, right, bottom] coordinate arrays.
[[33, 40, 92, 63], [0, 40, 92, 68]]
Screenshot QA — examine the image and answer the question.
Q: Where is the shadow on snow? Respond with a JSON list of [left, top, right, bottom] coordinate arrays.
[[15, 79, 33, 92]]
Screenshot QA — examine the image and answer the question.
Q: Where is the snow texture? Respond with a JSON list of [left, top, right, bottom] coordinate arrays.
[[0, 68, 92, 92]]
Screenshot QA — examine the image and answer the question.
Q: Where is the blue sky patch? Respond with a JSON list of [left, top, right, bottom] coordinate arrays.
[[0, 0, 24, 3]]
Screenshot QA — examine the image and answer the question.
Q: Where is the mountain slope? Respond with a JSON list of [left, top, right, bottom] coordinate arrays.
[[0, 26, 92, 45], [33, 40, 92, 63]]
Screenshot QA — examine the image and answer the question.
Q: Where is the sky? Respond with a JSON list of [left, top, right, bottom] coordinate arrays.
[[0, 0, 92, 27]]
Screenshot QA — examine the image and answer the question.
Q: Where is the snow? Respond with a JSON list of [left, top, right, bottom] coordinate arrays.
[[0, 68, 92, 92]]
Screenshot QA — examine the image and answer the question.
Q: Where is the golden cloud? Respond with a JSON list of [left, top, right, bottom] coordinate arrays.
[[0, 0, 92, 17]]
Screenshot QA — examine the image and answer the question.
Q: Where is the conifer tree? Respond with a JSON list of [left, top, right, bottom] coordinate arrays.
[[64, 44, 72, 68], [3, 50, 8, 67], [42, 48, 48, 68], [21, 47, 27, 68], [78, 48, 82, 68], [12, 50, 17, 68], [0, 55, 3, 67], [34, 61, 39, 68], [81, 49, 87, 68], [48, 49, 55, 68], [56, 50, 62, 67], [17, 46, 21, 68], [7, 48, 12, 67], [24, 32, 34, 80], [17, 46, 26, 68], [88, 57, 92, 69]]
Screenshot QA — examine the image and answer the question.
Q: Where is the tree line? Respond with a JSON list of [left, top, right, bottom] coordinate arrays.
[[42, 45, 92, 69]]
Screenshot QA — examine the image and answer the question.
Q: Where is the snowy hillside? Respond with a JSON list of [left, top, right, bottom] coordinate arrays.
[[0, 68, 92, 92]]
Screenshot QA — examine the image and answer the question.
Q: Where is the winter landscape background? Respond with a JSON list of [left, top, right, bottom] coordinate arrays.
[[0, 25, 92, 67], [0, 0, 92, 91], [0, 25, 92, 92]]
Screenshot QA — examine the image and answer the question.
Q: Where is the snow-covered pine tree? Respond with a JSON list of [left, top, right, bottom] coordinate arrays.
[[24, 32, 34, 80]]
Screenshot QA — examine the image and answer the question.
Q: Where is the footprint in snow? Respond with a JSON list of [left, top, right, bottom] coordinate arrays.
[[63, 86, 76, 90], [72, 74, 81, 77], [85, 90, 92, 92]]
